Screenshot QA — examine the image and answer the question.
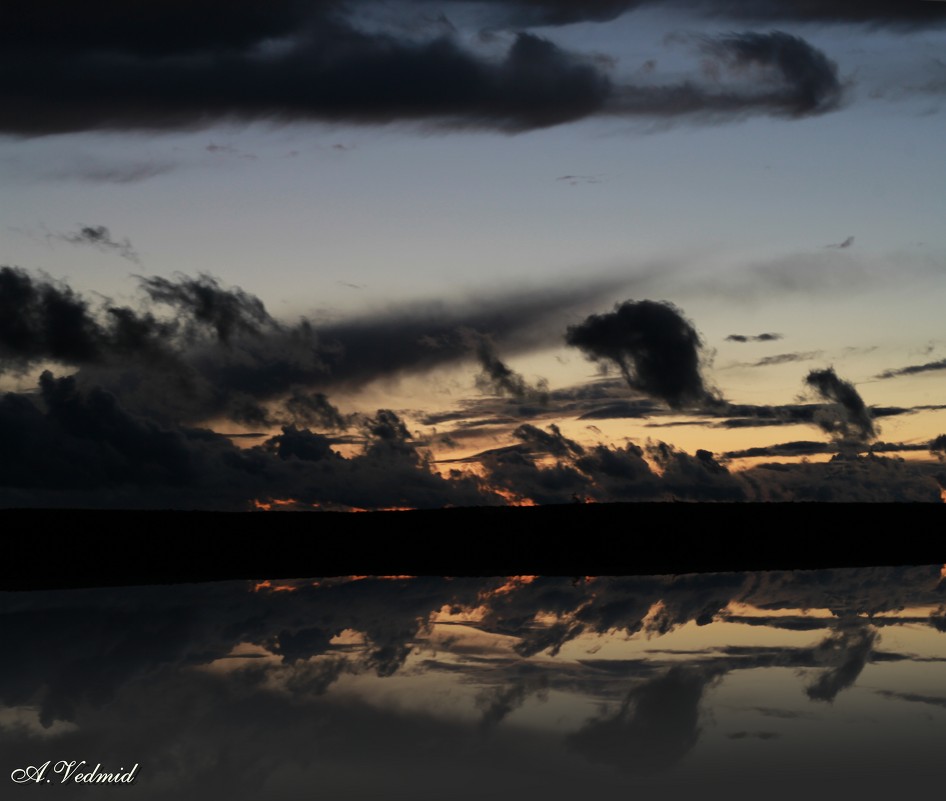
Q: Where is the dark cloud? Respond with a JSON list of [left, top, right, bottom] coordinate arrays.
[[875, 358, 946, 380], [724, 439, 932, 459], [804, 367, 876, 443], [726, 332, 783, 343], [565, 300, 717, 410], [52, 225, 140, 263], [556, 174, 604, 185], [0, 267, 630, 429], [0, 372, 499, 510], [474, 338, 549, 403], [710, 401, 907, 430], [1, 1, 846, 137], [0, 266, 177, 373], [695, 0, 946, 28], [738, 452, 943, 502], [283, 388, 350, 430], [595, 31, 843, 122], [577, 400, 658, 419], [2, 267, 943, 508], [745, 351, 821, 367], [0, 27, 612, 135], [698, 31, 843, 118], [931, 434, 946, 459], [476, 423, 745, 503], [472, 0, 946, 29], [304, 278, 627, 394], [825, 235, 854, 249]]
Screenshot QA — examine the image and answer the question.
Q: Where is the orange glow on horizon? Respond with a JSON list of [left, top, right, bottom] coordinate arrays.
[[253, 497, 303, 511], [487, 486, 538, 506], [252, 580, 299, 593]]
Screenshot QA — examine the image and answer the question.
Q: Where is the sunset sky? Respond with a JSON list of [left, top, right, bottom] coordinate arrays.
[[2, 0, 945, 507]]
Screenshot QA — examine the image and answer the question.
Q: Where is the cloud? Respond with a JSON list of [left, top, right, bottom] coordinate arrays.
[[931, 434, 946, 459], [738, 452, 943, 502], [0, 266, 176, 372], [697, 31, 843, 118], [476, 423, 746, 503], [139, 273, 274, 344], [724, 439, 931, 459], [457, 0, 946, 29], [2, 268, 943, 508], [804, 367, 876, 443], [47, 160, 176, 184], [875, 358, 946, 380], [52, 224, 140, 263], [694, 0, 946, 28], [725, 333, 783, 343], [1, 3, 846, 136], [738, 351, 822, 368], [825, 235, 854, 249], [473, 338, 550, 403], [0, 374, 500, 510], [565, 299, 717, 409], [0, 267, 631, 427]]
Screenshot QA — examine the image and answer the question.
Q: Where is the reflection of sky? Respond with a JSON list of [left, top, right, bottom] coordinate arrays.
[[2, 569, 945, 799]]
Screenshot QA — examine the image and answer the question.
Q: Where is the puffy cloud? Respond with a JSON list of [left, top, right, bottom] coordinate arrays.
[[805, 367, 876, 443], [565, 300, 717, 410]]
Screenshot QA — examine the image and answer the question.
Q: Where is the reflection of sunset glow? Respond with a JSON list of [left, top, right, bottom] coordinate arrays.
[[941, 488, 946, 504], [484, 576, 538, 598], [252, 498, 417, 512], [349, 506, 415, 513]]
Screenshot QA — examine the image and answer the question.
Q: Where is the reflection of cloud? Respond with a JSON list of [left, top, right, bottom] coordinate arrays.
[[805, 624, 877, 702], [567, 666, 717, 774], [875, 690, 946, 709], [727, 730, 781, 739]]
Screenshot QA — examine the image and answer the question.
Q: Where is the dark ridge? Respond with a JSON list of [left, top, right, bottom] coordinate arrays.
[[2, 504, 943, 589]]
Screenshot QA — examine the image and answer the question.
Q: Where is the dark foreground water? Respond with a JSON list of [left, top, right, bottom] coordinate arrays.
[[3, 568, 945, 799]]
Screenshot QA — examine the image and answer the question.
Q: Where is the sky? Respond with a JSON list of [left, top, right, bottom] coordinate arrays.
[[2, 0, 946, 507], [3, 569, 946, 799]]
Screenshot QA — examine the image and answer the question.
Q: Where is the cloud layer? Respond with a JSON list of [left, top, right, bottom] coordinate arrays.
[[1, 0, 848, 135]]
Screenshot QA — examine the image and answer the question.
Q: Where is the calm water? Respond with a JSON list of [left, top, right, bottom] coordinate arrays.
[[3, 568, 945, 799]]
